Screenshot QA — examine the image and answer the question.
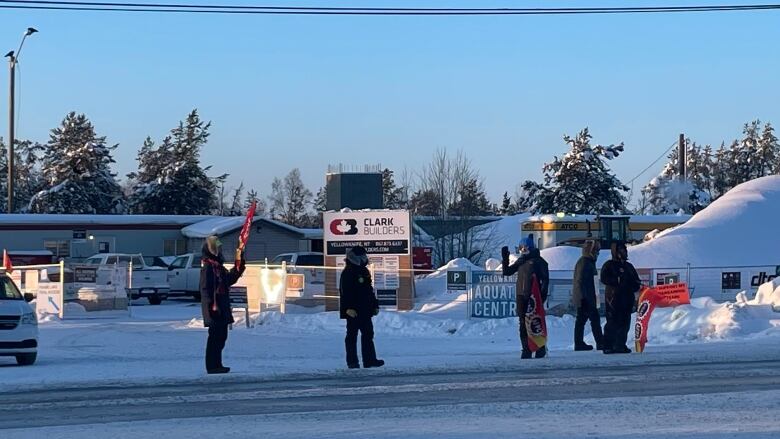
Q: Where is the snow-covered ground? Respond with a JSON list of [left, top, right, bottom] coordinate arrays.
[[4, 282, 780, 393]]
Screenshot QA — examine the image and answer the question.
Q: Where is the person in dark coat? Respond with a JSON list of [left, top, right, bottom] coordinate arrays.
[[502, 234, 550, 359], [572, 240, 604, 351], [201, 235, 246, 374], [340, 246, 384, 369], [600, 242, 641, 354]]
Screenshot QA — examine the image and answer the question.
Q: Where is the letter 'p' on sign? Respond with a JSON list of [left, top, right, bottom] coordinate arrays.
[[447, 270, 467, 291]]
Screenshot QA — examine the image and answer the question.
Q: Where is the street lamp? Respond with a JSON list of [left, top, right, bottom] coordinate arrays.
[[5, 27, 37, 214]]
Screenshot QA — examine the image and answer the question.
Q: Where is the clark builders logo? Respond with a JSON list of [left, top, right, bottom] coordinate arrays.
[[329, 219, 358, 236]]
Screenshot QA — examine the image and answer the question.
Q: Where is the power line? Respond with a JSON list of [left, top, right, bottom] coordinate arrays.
[[1, 1, 780, 15], [627, 141, 678, 186]]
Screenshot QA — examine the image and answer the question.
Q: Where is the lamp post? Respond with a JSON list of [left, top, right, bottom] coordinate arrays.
[[5, 27, 37, 214]]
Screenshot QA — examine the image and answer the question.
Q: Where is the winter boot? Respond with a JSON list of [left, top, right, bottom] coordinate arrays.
[[207, 367, 230, 374], [521, 350, 533, 359], [364, 359, 385, 368], [534, 347, 547, 359], [574, 343, 594, 351], [617, 345, 632, 354], [347, 363, 361, 369]]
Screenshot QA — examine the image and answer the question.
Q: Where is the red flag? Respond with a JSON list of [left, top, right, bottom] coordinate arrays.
[[635, 283, 691, 353], [525, 274, 548, 352], [235, 201, 257, 268], [3, 250, 12, 273]]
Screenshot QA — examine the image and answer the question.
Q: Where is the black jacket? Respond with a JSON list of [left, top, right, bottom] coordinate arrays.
[[502, 249, 549, 303], [600, 259, 641, 312], [572, 255, 598, 308], [339, 261, 379, 319], [200, 246, 245, 327]]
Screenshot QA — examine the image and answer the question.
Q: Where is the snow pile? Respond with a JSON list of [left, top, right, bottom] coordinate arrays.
[[647, 291, 780, 345], [630, 175, 780, 267]]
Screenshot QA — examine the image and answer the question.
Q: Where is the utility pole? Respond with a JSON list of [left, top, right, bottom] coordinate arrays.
[[678, 133, 686, 181], [5, 27, 37, 214], [7, 54, 14, 213]]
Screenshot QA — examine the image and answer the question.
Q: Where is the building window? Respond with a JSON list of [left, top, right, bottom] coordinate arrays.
[[44, 240, 70, 258], [164, 239, 188, 256]]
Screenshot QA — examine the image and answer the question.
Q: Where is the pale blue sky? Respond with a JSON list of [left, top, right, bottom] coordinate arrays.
[[1, 1, 779, 206]]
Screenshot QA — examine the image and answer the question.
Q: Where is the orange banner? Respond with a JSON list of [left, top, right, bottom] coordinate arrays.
[[635, 283, 691, 353], [652, 283, 691, 307]]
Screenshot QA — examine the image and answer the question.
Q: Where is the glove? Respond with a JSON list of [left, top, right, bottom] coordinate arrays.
[[501, 246, 510, 260], [346, 309, 358, 318], [373, 308, 379, 316]]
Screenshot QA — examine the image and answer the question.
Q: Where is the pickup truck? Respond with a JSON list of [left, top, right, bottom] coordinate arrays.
[[83, 254, 171, 305], [166, 253, 202, 301], [270, 252, 325, 303]]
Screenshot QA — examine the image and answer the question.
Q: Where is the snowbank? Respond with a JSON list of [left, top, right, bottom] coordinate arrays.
[[629, 176, 780, 267]]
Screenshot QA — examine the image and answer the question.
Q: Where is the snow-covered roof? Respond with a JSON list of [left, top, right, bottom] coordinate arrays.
[[181, 217, 322, 239], [0, 214, 214, 227]]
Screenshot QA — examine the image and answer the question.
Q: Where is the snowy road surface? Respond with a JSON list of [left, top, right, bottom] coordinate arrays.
[[3, 359, 780, 438]]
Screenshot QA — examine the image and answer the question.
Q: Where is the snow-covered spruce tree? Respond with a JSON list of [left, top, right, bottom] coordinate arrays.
[[757, 122, 779, 176], [640, 140, 711, 214], [530, 128, 629, 214], [128, 110, 219, 214], [28, 113, 124, 214], [0, 138, 44, 212]]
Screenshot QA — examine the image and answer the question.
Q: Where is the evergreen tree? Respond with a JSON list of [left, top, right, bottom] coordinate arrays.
[[499, 192, 513, 215], [226, 182, 244, 216], [408, 189, 442, 216], [382, 168, 406, 209], [0, 138, 44, 212], [448, 178, 493, 216], [314, 186, 327, 212], [710, 143, 732, 199], [523, 128, 628, 214], [268, 168, 314, 227], [128, 110, 219, 214], [28, 112, 124, 214], [757, 122, 779, 176], [244, 189, 266, 216], [640, 140, 711, 214]]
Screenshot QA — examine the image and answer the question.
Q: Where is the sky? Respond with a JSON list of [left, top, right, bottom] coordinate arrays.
[[1, 0, 779, 207]]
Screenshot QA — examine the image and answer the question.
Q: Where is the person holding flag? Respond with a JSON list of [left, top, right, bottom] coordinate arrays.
[[502, 235, 549, 359], [199, 202, 254, 374]]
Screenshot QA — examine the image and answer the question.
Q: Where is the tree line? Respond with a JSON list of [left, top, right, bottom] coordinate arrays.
[[1, 110, 776, 229]]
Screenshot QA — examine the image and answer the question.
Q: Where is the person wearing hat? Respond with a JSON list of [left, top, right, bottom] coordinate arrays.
[[501, 234, 550, 359], [340, 245, 384, 369], [572, 240, 604, 351], [600, 242, 641, 354], [200, 235, 246, 374]]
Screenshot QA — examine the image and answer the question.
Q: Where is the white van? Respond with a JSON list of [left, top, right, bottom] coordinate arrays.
[[0, 271, 38, 365]]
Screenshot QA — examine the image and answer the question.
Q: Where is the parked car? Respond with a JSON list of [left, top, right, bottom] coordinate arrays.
[[83, 254, 170, 305], [0, 271, 38, 366], [165, 254, 202, 301], [144, 256, 177, 269]]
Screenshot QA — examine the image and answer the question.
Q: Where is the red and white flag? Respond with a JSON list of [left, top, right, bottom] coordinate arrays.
[[235, 201, 257, 268], [3, 250, 13, 273]]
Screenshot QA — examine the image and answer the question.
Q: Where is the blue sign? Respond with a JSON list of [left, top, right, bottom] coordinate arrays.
[[470, 271, 517, 319]]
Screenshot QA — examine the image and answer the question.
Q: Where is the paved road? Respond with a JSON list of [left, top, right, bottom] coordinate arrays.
[[2, 359, 780, 430]]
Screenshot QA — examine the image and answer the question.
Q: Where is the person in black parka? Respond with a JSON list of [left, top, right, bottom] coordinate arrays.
[[600, 242, 641, 354], [502, 234, 550, 359], [572, 240, 604, 351], [201, 235, 246, 374], [340, 246, 384, 369]]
